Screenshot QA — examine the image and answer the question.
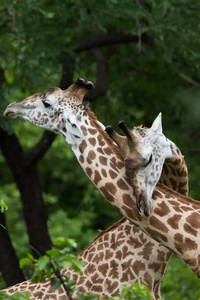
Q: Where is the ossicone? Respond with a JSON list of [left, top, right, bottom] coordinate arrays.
[[75, 78, 95, 90]]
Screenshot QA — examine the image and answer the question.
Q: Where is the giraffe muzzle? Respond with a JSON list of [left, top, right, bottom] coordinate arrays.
[[136, 191, 151, 217], [4, 107, 19, 119]]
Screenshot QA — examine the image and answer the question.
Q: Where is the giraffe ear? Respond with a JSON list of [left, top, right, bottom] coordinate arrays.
[[150, 112, 162, 134]]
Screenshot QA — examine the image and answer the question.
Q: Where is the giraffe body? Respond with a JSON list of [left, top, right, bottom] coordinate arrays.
[[3, 218, 171, 299]]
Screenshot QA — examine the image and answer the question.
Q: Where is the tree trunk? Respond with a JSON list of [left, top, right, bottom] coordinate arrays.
[[0, 213, 25, 286], [0, 129, 52, 258]]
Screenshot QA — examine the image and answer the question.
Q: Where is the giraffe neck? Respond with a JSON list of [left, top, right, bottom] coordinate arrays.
[[159, 142, 188, 196], [62, 108, 200, 278], [3, 113, 192, 299], [3, 135, 190, 299]]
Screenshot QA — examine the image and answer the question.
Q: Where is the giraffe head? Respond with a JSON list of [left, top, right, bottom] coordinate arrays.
[[105, 113, 173, 216], [4, 78, 94, 138]]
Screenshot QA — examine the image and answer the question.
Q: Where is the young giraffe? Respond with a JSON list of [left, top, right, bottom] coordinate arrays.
[[3, 79, 200, 279], [2, 110, 188, 299]]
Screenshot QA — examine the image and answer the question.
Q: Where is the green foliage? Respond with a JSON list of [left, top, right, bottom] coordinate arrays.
[[1, 0, 200, 297], [0, 291, 30, 300], [0, 200, 8, 229], [107, 283, 153, 300], [18, 237, 154, 300], [19, 237, 86, 284], [0, 200, 8, 214], [161, 256, 200, 300]]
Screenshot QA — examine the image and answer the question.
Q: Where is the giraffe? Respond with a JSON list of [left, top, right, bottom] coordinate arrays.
[[1, 218, 169, 299], [3, 78, 200, 281], [2, 137, 188, 300], [105, 113, 173, 217]]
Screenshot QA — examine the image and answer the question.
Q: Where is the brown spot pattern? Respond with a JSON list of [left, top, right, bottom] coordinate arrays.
[[98, 263, 109, 276], [79, 140, 87, 153], [80, 125, 88, 136], [109, 169, 118, 179], [110, 157, 124, 170], [148, 262, 161, 273], [167, 214, 182, 229], [181, 205, 193, 212], [145, 227, 168, 243], [122, 193, 134, 208], [88, 137, 96, 146], [86, 167, 92, 178], [117, 178, 129, 190], [150, 216, 169, 233], [169, 177, 177, 190], [184, 223, 197, 237], [99, 183, 117, 203], [88, 128, 97, 135], [154, 201, 171, 217], [132, 260, 145, 276], [87, 150, 96, 164], [143, 272, 152, 287], [101, 168, 107, 178], [104, 147, 113, 155], [99, 156, 108, 166], [174, 233, 198, 253], [109, 260, 119, 279], [152, 190, 163, 199], [97, 134, 106, 146], [186, 213, 200, 229], [79, 155, 84, 164], [157, 250, 166, 262], [94, 170, 102, 185], [97, 147, 104, 154], [138, 241, 154, 260]]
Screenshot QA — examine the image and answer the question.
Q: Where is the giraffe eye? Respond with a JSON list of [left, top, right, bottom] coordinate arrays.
[[43, 100, 51, 108]]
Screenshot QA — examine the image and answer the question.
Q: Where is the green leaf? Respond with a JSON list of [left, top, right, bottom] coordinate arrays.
[[0, 199, 8, 213], [50, 277, 62, 291], [53, 237, 66, 245], [66, 238, 77, 248], [36, 256, 50, 271], [19, 258, 32, 269], [27, 253, 34, 261], [46, 249, 61, 258]]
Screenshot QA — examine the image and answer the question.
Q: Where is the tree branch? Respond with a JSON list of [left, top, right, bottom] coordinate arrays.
[[75, 31, 157, 53], [179, 72, 200, 88], [85, 48, 106, 101], [24, 131, 56, 169]]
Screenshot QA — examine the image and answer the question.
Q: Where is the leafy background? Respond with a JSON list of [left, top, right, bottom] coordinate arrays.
[[0, 0, 200, 299]]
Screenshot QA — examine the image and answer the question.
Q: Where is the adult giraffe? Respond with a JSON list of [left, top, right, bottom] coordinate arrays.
[[2, 135, 188, 299], [3, 79, 200, 291]]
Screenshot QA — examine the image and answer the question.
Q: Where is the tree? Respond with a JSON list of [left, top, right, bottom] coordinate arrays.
[[0, 0, 200, 297]]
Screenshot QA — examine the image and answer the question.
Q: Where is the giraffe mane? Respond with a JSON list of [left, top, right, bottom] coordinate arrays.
[[77, 217, 126, 257], [87, 108, 124, 163]]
